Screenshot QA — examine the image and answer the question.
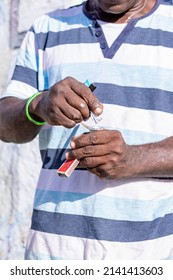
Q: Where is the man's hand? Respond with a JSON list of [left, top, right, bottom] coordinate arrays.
[[30, 77, 103, 128], [65, 130, 135, 179]]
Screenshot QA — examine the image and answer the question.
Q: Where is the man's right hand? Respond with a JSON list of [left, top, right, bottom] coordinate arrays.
[[29, 77, 103, 128]]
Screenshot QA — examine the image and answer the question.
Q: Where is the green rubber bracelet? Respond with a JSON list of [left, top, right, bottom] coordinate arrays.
[[25, 92, 46, 126]]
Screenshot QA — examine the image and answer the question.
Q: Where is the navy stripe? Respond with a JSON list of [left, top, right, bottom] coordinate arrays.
[[126, 27, 173, 48], [94, 83, 173, 114], [41, 148, 85, 171], [41, 148, 66, 169], [48, 4, 83, 19], [33, 28, 97, 50], [160, 0, 173, 6], [31, 209, 173, 242], [12, 65, 38, 89]]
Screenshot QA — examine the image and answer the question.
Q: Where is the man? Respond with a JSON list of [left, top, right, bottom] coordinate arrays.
[[1, 0, 173, 259]]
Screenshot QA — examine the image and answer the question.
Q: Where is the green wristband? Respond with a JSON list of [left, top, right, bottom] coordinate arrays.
[[25, 92, 46, 126]]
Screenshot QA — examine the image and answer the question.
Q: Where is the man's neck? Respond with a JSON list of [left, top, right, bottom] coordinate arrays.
[[86, 0, 157, 24]]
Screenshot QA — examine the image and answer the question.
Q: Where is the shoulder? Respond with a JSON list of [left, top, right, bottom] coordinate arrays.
[[30, 3, 85, 34]]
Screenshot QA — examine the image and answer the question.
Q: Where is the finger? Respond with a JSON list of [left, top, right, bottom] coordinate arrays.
[[66, 144, 110, 160], [64, 91, 90, 120], [70, 130, 118, 149], [69, 77, 103, 115], [80, 155, 107, 169], [59, 98, 85, 122], [47, 106, 77, 128]]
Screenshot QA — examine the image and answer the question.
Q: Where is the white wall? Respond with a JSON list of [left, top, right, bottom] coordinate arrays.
[[0, 0, 84, 260]]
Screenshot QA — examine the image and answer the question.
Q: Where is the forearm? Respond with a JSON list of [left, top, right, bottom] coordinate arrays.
[[127, 137, 173, 178], [0, 97, 42, 143]]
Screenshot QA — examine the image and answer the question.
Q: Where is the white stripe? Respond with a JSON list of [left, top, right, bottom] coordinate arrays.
[[99, 104, 173, 136], [37, 169, 173, 201], [138, 14, 173, 32], [40, 44, 102, 69], [2, 81, 36, 99], [17, 49, 38, 71], [115, 44, 173, 69], [26, 229, 173, 260], [19, 31, 37, 63], [156, 4, 173, 17], [37, 16, 90, 33]]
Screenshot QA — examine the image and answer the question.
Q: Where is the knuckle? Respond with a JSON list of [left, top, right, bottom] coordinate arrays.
[[83, 146, 94, 155], [95, 166, 107, 177], [81, 87, 93, 103], [90, 133, 98, 144], [49, 111, 58, 121], [112, 130, 122, 140], [50, 84, 56, 92], [72, 137, 82, 147], [82, 157, 92, 165], [65, 76, 74, 84], [109, 140, 123, 155], [88, 97, 100, 110], [86, 90, 93, 100], [48, 119, 57, 126], [65, 121, 76, 128], [109, 141, 118, 153], [110, 155, 118, 164], [62, 120, 76, 128], [57, 83, 65, 94], [71, 149, 78, 158], [70, 112, 82, 121]]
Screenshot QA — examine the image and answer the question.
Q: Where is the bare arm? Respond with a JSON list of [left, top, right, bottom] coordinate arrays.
[[0, 97, 42, 143]]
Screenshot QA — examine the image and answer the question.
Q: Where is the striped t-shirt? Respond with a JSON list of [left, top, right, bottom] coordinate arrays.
[[3, 0, 173, 259]]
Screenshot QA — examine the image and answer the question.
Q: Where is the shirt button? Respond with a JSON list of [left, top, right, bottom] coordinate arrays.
[[95, 31, 102, 37], [92, 19, 99, 27], [100, 43, 107, 49]]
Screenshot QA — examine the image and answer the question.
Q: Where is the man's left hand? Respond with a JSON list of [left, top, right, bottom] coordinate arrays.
[[66, 130, 135, 179]]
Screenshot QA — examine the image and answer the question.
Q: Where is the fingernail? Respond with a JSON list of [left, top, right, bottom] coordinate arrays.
[[65, 152, 69, 159], [70, 141, 76, 148], [94, 106, 102, 115]]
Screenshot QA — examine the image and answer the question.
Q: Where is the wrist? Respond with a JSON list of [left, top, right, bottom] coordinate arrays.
[[26, 92, 46, 125], [127, 143, 163, 178], [125, 144, 150, 178]]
